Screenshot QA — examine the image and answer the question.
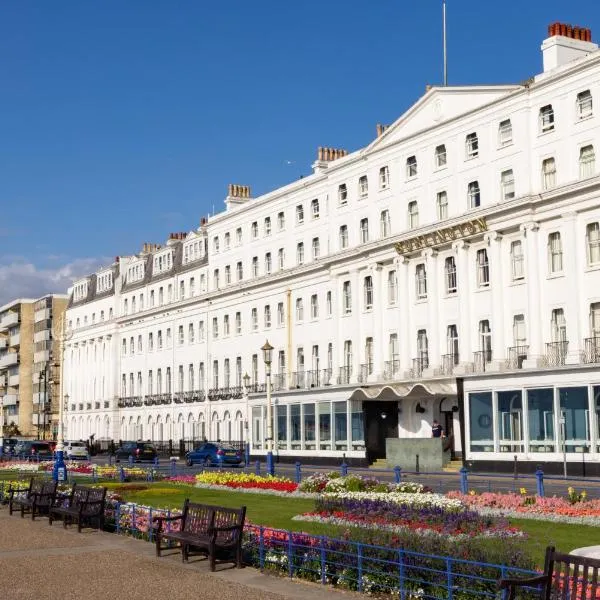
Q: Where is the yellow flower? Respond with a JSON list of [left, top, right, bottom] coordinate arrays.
[[468, 490, 476, 496], [582, 491, 587, 498], [519, 488, 527, 495]]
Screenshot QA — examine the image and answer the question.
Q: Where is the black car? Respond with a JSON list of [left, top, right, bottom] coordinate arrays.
[[13, 441, 54, 460], [114, 442, 157, 463]]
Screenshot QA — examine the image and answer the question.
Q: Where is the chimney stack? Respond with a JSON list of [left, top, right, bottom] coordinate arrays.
[[375, 124, 390, 138], [542, 22, 597, 72], [225, 184, 252, 212], [141, 242, 161, 254]]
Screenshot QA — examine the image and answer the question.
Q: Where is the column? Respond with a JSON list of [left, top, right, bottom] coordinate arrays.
[[336, 275, 346, 383], [398, 257, 411, 376], [452, 241, 471, 372], [520, 222, 542, 367], [563, 213, 582, 362], [484, 231, 504, 368], [422, 249, 439, 375], [369, 262, 384, 382], [352, 268, 361, 383]]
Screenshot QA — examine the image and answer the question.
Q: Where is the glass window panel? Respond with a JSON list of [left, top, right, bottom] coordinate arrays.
[[290, 404, 301, 444], [351, 400, 364, 449], [252, 406, 262, 449], [559, 387, 590, 452], [469, 392, 493, 452], [497, 391, 523, 453], [303, 404, 315, 445], [276, 404, 287, 449], [594, 386, 600, 453], [333, 401, 347, 449], [527, 388, 555, 452], [319, 403, 331, 449]]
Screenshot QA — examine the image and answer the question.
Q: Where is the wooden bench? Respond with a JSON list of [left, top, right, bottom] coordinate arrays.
[[49, 484, 107, 532], [154, 500, 246, 571], [499, 545, 600, 600], [12, 480, 57, 520], [8, 478, 42, 515]]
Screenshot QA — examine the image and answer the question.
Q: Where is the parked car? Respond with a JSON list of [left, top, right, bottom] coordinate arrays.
[[13, 441, 53, 460], [64, 441, 89, 461], [185, 443, 242, 467], [2, 438, 20, 455], [114, 442, 157, 463]]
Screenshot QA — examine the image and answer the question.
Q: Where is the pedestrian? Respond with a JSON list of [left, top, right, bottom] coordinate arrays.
[[431, 419, 444, 438]]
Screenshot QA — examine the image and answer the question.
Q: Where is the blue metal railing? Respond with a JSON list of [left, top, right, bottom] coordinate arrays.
[[98, 500, 538, 599]]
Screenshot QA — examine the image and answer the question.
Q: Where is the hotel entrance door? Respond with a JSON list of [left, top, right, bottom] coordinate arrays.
[[364, 401, 399, 463]]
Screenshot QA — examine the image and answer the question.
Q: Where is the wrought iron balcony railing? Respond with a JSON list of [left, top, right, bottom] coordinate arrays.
[[506, 345, 529, 369]]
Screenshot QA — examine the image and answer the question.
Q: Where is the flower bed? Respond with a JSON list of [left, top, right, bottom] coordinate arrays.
[[298, 472, 427, 494], [195, 472, 298, 493], [449, 490, 600, 526], [299, 494, 522, 540]]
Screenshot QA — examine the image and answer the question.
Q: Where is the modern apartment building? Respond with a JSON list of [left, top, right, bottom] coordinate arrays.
[[0, 295, 67, 439], [64, 23, 600, 472]]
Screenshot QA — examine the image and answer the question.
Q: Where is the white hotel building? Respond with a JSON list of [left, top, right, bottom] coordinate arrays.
[[65, 24, 600, 472]]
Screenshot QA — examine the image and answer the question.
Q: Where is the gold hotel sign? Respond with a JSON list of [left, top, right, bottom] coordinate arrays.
[[394, 217, 488, 255]]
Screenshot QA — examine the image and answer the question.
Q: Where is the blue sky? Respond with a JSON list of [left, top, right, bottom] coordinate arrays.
[[0, 0, 597, 303]]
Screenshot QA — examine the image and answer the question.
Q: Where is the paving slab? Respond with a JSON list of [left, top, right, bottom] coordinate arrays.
[[0, 509, 357, 600]]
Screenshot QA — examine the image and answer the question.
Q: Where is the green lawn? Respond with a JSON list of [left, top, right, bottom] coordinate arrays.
[[1, 472, 596, 567], [110, 482, 599, 566]]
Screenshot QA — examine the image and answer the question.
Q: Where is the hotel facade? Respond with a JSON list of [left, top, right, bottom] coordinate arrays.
[[64, 24, 600, 472]]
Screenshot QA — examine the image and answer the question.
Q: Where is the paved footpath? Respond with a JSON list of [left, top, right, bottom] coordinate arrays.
[[0, 510, 357, 600]]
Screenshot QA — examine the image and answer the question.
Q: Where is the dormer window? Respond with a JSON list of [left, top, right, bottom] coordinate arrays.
[[379, 166, 389, 189], [338, 184, 348, 205], [127, 263, 144, 283], [435, 144, 447, 168], [539, 105, 555, 133], [311, 198, 320, 219], [96, 272, 113, 294], [73, 281, 89, 302], [577, 90, 593, 120], [465, 133, 479, 159], [358, 175, 368, 198], [153, 251, 173, 275], [406, 156, 417, 178], [183, 239, 203, 265]]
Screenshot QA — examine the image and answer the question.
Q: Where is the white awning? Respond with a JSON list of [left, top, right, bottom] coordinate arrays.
[[348, 381, 456, 401]]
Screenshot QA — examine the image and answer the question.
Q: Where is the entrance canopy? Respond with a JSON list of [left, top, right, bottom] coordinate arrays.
[[348, 381, 456, 401]]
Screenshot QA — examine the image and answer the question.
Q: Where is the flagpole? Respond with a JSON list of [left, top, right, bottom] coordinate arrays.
[[443, 0, 448, 86]]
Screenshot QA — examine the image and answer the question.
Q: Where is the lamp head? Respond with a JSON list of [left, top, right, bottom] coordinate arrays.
[[261, 340, 274, 366], [243, 372, 251, 387]]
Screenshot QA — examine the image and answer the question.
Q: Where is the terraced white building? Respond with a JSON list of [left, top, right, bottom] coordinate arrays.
[[64, 23, 600, 473]]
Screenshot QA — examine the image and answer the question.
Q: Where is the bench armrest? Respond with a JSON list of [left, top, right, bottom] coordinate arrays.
[[8, 486, 30, 499], [498, 574, 548, 589], [152, 515, 183, 523]]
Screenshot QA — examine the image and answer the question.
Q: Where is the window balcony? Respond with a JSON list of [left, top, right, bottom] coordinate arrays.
[[583, 337, 600, 364], [290, 370, 307, 389], [3, 393, 18, 406], [357, 363, 373, 383], [34, 350, 50, 364], [0, 352, 18, 369], [207, 386, 243, 401], [272, 372, 287, 391], [408, 354, 429, 379], [337, 366, 352, 385], [438, 353, 459, 376], [8, 373, 19, 387], [473, 350, 493, 373], [117, 396, 143, 408], [34, 308, 52, 322], [383, 359, 401, 380], [0, 337, 6, 350], [545, 341, 568, 367], [246, 382, 268, 394], [0, 312, 19, 330], [506, 345, 529, 369]]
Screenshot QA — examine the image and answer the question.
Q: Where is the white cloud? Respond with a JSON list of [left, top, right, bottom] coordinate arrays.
[[0, 257, 110, 306]]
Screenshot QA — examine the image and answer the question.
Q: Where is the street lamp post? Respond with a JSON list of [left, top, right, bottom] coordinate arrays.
[[0, 391, 4, 458], [52, 315, 70, 483], [261, 340, 274, 476], [242, 372, 251, 466]]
